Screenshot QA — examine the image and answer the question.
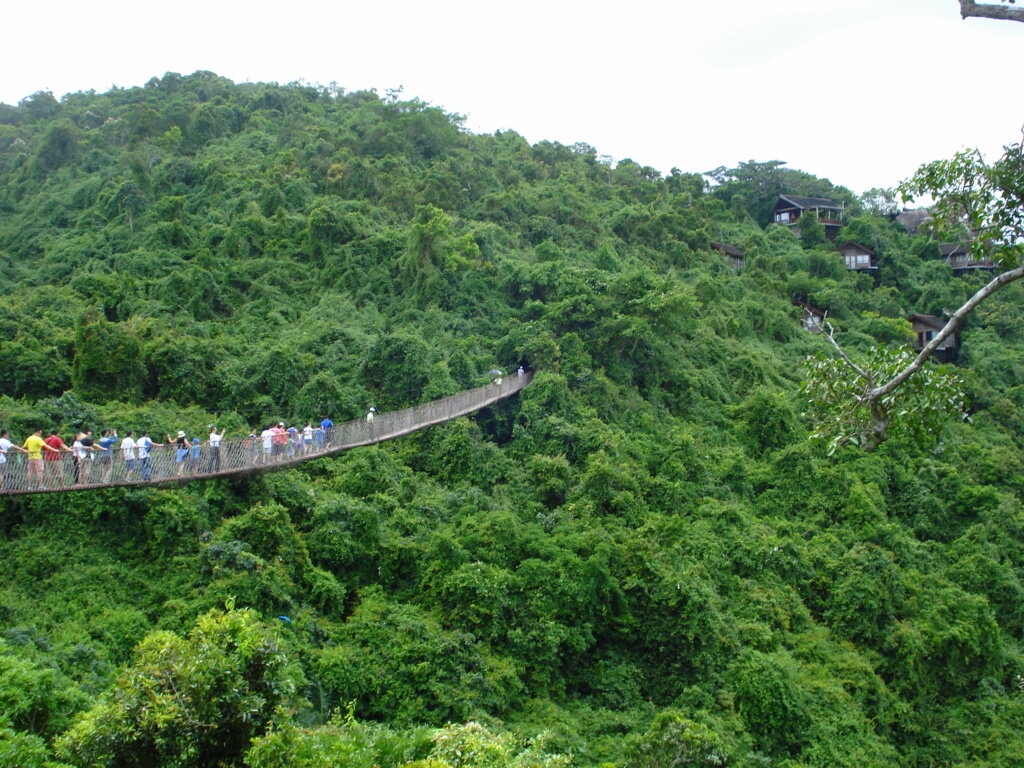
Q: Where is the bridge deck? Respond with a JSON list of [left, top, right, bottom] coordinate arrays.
[[0, 372, 532, 496]]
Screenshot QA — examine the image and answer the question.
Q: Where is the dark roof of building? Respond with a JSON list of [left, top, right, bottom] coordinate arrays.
[[837, 240, 875, 256], [939, 243, 968, 257], [940, 242, 996, 268], [793, 300, 826, 317], [775, 194, 840, 211], [908, 313, 945, 330], [710, 241, 744, 257]]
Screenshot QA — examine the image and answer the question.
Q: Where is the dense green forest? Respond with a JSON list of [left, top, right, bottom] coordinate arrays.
[[1, 72, 1023, 767]]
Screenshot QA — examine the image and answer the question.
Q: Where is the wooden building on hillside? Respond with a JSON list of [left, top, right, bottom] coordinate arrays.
[[794, 301, 827, 333], [770, 194, 845, 239], [710, 241, 745, 270], [940, 243, 996, 277], [837, 241, 878, 272], [909, 313, 958, 363]]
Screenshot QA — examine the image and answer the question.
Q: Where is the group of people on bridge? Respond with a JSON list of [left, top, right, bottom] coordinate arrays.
[[0, 415, 355, 492], [0, 367, 529, 494]]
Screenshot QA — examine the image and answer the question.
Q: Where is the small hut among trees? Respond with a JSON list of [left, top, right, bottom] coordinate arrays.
[[909, 313, 958, 362], [837, 241, 878, 272], [710, 241, 745, 270], [794, 301, 826, 333]]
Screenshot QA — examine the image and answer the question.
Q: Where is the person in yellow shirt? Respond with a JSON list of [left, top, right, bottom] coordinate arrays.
[[23, 429, 57, 490]]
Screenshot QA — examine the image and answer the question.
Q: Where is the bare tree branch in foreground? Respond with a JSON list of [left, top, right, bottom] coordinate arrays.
[[959, 0, 1024, 23], [804, 134, 1024, 452]]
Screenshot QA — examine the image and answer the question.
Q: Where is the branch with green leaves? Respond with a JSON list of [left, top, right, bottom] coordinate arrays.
[[803, 133, 1022, 454], [803, 336, 968, 454]]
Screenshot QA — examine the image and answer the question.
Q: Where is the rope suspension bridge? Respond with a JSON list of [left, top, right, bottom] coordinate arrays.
[[0, 372, 533, 496]]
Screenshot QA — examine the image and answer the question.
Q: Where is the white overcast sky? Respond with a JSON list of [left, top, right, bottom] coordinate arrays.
[[1, 0, 1020, 194]]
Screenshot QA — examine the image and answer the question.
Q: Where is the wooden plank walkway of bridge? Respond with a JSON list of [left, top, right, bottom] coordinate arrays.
[[0, 372, 532, 496]]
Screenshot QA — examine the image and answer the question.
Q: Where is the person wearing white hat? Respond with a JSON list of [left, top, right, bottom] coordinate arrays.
[[167, 431, 191, 476], [366, 407, 376, 424]]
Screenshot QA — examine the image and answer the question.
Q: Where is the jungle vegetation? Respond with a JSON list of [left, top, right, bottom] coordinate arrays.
[[0, 72, 1023, 767]]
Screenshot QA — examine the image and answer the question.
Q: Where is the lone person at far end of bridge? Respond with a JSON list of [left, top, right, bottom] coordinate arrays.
[[366, 407, 376, 424]]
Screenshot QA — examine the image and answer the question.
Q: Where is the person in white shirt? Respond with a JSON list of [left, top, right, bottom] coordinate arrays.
[[72, 434, 87, 485], [260, 427, 274, 463], [120, 431, 137, 480], [0, 429, 29, 490], [208, 427, 224, 471], [136, 431, 164, 480]]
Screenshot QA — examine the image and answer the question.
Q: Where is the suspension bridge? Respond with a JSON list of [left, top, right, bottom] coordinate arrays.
[[0, 372, 533, 496]]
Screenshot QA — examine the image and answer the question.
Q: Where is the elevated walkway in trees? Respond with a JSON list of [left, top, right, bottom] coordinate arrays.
[[0, 372, 533, 497]]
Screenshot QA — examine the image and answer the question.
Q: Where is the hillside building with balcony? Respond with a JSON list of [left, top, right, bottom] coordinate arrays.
[[940, 243, 996, 277], [770, 194, 845, 239]]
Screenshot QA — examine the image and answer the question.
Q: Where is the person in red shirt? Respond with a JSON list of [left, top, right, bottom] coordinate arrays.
[[271, 423, 288, 458], [44, 430, 73, 488]]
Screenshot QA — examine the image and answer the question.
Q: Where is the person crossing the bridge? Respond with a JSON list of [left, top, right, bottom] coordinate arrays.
[[136, 431, 163, 481], [72, 431, 98, 485], [285, 425, 298, 458], [169, 431, 190, 477], [0, 430, 29, 490], [245, 429, 259, 465], [259, 425, 275, 463], [98, 429, 117, 481], [188, 436, 202, 473], [44, 430, 73, 488], [120, 431, 138, 481], [23, 429, 56, 490], [208, 426, 224, 472], [271, 423, 287, 458]]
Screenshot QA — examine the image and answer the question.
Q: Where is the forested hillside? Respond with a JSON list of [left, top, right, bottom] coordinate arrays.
[[1, 72, 1023, 767]]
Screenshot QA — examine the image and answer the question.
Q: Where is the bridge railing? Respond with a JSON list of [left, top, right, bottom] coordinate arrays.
[[0, 372, 532, 496]]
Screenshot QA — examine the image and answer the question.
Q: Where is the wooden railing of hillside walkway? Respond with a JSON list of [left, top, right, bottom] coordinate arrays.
[[0, 371, 533, 496]]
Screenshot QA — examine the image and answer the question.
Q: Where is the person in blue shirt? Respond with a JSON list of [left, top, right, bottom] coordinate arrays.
[[98, 429, 118, 481], [188, 437, 202, 473], [320, 417, 333, 446]]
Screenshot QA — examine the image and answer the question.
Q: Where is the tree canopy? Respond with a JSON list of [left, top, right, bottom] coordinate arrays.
[[1, 72, 1024, 767]]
